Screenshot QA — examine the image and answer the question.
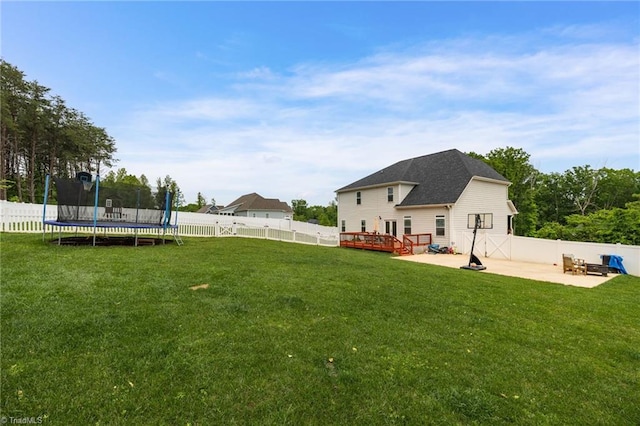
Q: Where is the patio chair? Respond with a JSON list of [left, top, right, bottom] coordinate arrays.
[[562, 254, 586, 275]]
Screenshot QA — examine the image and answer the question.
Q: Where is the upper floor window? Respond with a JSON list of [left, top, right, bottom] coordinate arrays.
[[356, 191, 361, 205], [387, 187, 394, 202]]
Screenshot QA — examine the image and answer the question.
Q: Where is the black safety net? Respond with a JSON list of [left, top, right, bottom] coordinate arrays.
[[52, 177, 174, 226]]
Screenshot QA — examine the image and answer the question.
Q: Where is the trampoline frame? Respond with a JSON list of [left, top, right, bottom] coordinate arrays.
[[42, 174, 182, 246]]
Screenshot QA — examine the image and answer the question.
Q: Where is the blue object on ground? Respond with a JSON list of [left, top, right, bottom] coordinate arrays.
[[603, 254, 627, 274]]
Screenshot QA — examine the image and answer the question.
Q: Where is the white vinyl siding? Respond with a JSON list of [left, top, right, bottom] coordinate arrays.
[[337, 176, 513, 249], [236, 210, 290, 219], [449, 178, 512, 243], [337, 185, 414, 234]]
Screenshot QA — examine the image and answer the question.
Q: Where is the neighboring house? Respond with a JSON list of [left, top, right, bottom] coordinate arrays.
[[335, 149, 518, 248], [216, 193, 293, 219], [196, 204, 224, 214]]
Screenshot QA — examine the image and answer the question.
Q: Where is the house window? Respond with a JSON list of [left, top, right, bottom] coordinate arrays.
[[361, 220, 366, 232], [341, 220, 346, 232], [356, 191, 361, 205], [436, 215, 445, 236], [467, 213, 493, 229], [404, 216, 412, 235], [387, 187, 394, 202], [266, 213, 270, 219]]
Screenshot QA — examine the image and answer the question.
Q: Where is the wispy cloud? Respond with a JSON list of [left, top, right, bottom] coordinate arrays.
[[113, 24, 639, 206]]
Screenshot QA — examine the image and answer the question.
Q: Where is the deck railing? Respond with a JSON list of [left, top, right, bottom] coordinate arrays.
[[340, 232, 398, 253], [339, 232, 431, 255], [403, 233, 432, 254]]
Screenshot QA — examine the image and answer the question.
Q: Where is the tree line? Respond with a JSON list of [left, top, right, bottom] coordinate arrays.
[[469, 147, 640, 245], [3, 60, 637, 244], [291, 199, 338, 227], [100, 168, 183, 210], [1, 59, 117, 203]]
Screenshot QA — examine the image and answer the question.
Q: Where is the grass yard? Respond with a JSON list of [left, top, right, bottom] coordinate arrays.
[[1, 233, 639, 425]]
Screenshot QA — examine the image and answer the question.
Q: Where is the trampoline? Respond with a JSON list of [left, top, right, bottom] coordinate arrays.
[[43, 173, 182, 246]]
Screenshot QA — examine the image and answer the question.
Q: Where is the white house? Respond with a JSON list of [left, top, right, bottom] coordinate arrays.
[[336, 149, 518, 249], [215, 193, 293, 219]]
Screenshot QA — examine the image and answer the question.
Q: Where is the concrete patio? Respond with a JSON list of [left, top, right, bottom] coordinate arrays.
[[393, 252, 617, 288]]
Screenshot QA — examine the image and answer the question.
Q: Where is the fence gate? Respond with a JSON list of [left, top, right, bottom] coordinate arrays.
[[463, 231, 486, 257], [486, 234, 511, 260], [217, 223, 234, 236], [462, 232, 510, 260]]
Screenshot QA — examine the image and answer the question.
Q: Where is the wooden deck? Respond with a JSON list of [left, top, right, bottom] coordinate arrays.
[[339, 232, 432, 256]]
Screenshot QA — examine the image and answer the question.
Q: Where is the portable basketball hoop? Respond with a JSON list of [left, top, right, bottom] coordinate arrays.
[[460, 213, 487, 271], [77, 171, 93, 191]]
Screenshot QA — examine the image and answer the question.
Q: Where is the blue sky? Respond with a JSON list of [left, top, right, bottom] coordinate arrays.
[[2, 2, 639, 207]]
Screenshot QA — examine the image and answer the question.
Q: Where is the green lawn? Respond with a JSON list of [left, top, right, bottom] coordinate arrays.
[[1, 233, 639, 425]]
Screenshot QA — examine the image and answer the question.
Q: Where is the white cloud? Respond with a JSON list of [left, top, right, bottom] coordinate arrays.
[[111, 24, 639, 206], [237, 66, 277, 80]]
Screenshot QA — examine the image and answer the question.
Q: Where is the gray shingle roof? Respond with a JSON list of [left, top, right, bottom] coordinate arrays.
[[336, 149, 509, 206], [226, 193, 293, 213]]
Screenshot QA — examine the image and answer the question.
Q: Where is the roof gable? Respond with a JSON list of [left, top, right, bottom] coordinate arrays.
[[336, 149, 509, 206], [225, 192, 292, 213]]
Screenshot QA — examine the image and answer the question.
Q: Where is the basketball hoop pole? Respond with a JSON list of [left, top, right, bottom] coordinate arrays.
[[460, 214, 486, 271]]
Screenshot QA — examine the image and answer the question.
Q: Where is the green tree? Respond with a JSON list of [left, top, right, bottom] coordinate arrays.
[[291, 199, 308, 221], [472, 147, 539, 236], [98, 168, 153, 208], [534, 172, 575, 226], [0, 59, 117, 202], [535, 195, 640, 245], [562, 165, 602, 216], [1, 60, 28, 201], [196, 192, 206, 208], [155, 175, 183, 209], [594, 168, 640, 210], [179, 193, 217, 213], [290, 199, 337, 226]]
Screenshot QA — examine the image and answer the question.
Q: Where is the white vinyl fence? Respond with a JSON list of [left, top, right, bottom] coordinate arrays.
[[458, 230, 639, 277], [0, 201, 340, 247], [2, 200, 638, 275]]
